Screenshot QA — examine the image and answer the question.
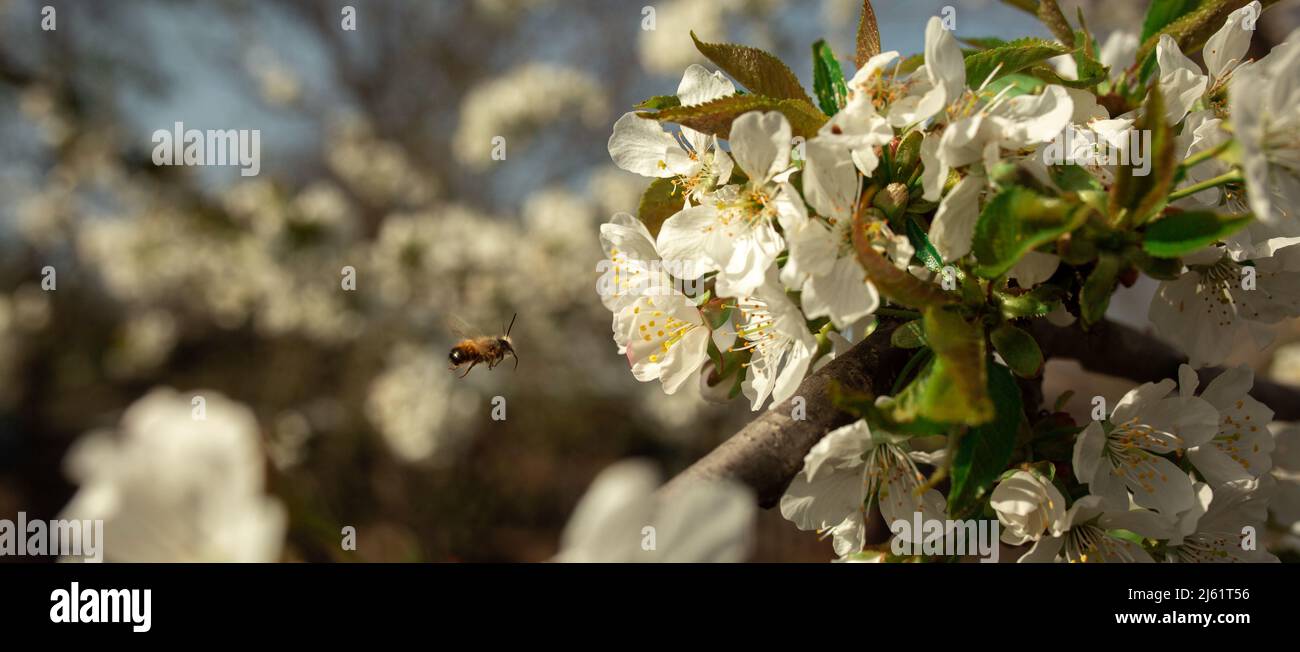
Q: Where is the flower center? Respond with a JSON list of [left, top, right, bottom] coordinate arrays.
[[633, 299, 699, 364]]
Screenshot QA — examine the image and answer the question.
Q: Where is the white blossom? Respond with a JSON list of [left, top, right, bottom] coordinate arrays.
[[780, 419, 945, 558], [1072, 377, 1217, 516], [1176, 364, 1277, 486], [59, 388, 285, 562], [1149, 241, 1300, 368], [1230, 27, 1300, 226], [556, 459, 755, 562], [656, 111, 797, 298], [990, 470, 1068, 545]]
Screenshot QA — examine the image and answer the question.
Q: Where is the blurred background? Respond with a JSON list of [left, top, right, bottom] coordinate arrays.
[[2, 0, 1299, 562]]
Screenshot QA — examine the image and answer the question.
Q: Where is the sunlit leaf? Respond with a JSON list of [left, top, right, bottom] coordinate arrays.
[[856, 1, 881, 67], [972, 187, 1089, 279], [691, 32, 813, 105], [637, 177, 684, 237], [812, 39, 849, 116], [922, 306, 993, 425], [949, 363, 1023, 517], [638, 94, 827, 139], [1142, 211, 1252, 257]]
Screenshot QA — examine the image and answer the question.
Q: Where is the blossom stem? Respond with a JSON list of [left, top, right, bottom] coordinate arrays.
[[1178, 138, 1234, 171], [1166, 170, 1242, 202], [810, 322, 837, 367]]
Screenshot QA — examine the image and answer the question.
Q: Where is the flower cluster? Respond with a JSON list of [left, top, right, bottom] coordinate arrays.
[[599, 0, 1300, 561]]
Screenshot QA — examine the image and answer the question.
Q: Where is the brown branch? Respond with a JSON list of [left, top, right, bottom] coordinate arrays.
[[659, 321, 912, 508], [662, 318, 1300, 508], [1025, 319, 1300, 421]]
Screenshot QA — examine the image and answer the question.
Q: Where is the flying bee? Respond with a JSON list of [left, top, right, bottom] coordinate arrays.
[[448, 313, 519, 378]]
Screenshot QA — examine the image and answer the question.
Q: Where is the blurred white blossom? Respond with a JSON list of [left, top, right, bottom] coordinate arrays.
[[556, 459, 755, 562], [453, 63, 608, 169], [59, 388, 286, 562], [365, 344, 479, 464]]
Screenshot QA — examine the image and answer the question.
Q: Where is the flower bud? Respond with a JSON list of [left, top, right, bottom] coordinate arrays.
[[989, 470, 1068, 545], [698, 361, 734, 403], [893, 131, 923, 179], [872, 182, 910, 220]]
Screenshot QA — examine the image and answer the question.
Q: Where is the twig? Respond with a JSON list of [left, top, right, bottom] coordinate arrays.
[[658, 321, 912, 508], [1024, 319, 1300, 421], [661, 318, 1300, 508]]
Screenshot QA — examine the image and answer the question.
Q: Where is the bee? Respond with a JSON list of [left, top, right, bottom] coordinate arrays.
[[448, 313, 519, 378]]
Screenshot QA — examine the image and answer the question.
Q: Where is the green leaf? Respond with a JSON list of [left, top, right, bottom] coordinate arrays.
[[960, 36, 1012, 50], [634, 95, 681, 111], [836, 369, 948, 438], [972, 187, 1089, 279], [904, 215, 945, 273], [990, 323, 1044, 378], [963, 37, 1070, 89], [896, 52, 926, 75], [984, 72, 1046, 98], [637, 177, 684, 238], [894, 131, 924, 181], [948, 363, 1023, 517], [812, 40, 849, 116], [1025, 63, 1105, 89], [891, 320, 927, 349], [691, 32, 813, 106], [871, 360, 949, 436], [638, 94, 827, 140], [1142, 0, 1202, 43], [1108, 85, 1176, 227], [997, 284, 1065, 319], [1049, 164, 1101, 192], [1134, 250, 1185, 280], [1070, 43, 1109, 89], [1080, 253, 1122, 326], [1142, 211, 1252, 257], [855, 0, 881, 67], [922, 306, 993, 425]]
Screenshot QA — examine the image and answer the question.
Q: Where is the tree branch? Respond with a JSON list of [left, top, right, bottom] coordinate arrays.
[[662, 318, 1300, 508], [659, 321, 912, 508], [1025, 319, 1300, 421]]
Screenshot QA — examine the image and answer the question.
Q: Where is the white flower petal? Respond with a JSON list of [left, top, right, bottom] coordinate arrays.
[[608, 112, 679, 177], [675, 64, 735, 106], [1072, 420, 1108, 485], [655, 203, 721, 277], [802, 256, 880, 328], [1156, 35, 1208, 124], [780, 466, 867, 539], [924, 16, 966, 104], [1203, 1, 1259, 84], [803, 140, 859, 220], [729, 111, 791, 184], [656, 479, 755, 562], [1111, 379, 1177, 424], [557, 460, 660, 561], [1008, 251, 1060, 288], [928, 174, 982, 261]]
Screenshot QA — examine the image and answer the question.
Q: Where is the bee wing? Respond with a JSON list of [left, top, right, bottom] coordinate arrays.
[[445, 315, 475, 340]]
